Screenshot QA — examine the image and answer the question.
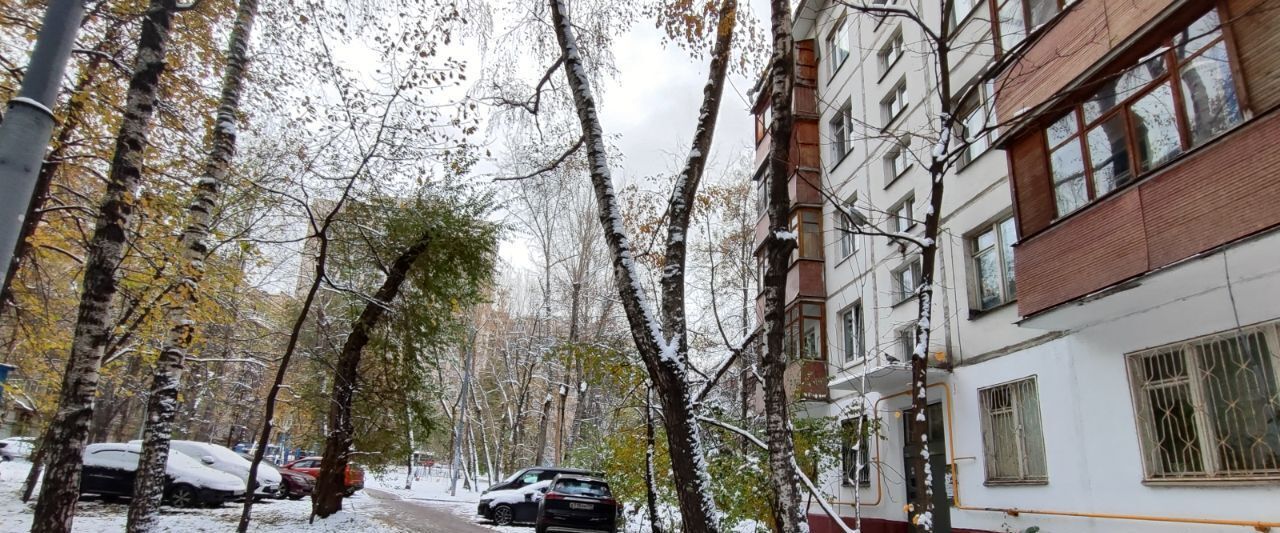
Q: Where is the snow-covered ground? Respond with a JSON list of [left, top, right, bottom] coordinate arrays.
[[0, 460, 404, 532]]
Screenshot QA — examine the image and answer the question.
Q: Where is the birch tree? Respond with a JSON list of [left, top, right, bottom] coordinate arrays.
[[541, 0, 739, 529], [30, 2, 195, 531], [126, 1, 258, 529]]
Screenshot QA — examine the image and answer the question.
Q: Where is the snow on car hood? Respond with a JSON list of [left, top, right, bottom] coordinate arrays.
[[484, 480, 551, 506], [167, 450, 246, 492]]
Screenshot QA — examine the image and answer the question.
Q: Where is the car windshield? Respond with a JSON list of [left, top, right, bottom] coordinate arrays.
[[553, 479, 611, 498]]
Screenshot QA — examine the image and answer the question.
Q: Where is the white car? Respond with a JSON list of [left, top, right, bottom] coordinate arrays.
[[133, 439, 282, 499], [0, 436, 35, 461], [81, 443, 246, 507]]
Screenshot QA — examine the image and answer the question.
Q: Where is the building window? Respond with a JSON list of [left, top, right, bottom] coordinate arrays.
[[841, 418, 873, 486], [958, 81, 996, 167], [889, 194, 914, 233], [827, 17, 850, 76], [877, 30, 904, 75], [970, 217, 1017, 311], [786, 303, 826, 361], [896, 322, 917, 360], [1127, 321, 1280, 481], [979, 377, 1049, 484], [1045, 8, 1244, 218], [995, 0, 1067, 53], [951, 0, 978, 28], [755, 168, 769, 216], [838, 195, 859, 258], [829, 102, 852, 163], [892, 260, 921, 304], [884, 137, 910, 179], [840, 303, 864, 365], [881, 80, 908, 126], [790, 208, 822, 260]]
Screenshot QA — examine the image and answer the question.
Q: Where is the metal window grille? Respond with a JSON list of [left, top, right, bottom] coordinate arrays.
[[1127, 321, 1280, 480], [979, 377, 1048, 483]]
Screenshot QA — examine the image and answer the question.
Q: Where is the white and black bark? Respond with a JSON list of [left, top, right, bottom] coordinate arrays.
[[643, 387, 664, 533], [312, 230, 435, 517], [125, 1, 258, 530], [758, 0, 808, 529], [449, 329, 477, 496], [545, 0, 736, 529], [30, 3, 182, 531]]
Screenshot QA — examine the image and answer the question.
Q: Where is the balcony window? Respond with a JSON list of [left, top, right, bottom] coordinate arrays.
[[830, 102, 853, 164], [786, 303, 826, 361], [1044, 8, 1244, 219], [790, 208, 823, 260], [1127, 320, 1280, 481], [970, 217, 1017, 311], [827, 17, 850, 77], [995, 0, 1067, 53], [840, 302, 864, 365], [979, 377, 1049, 483]]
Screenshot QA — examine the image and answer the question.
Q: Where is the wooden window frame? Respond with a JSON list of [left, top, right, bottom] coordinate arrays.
[[990, 0, 1070, 56], [1044, 6, 1246, 219], [790, 207, 824, 261], [838, 194, 859, 259], [839, 301, 865, 366], [829, 102, 853, 166], [786, 301, 827, 361], [892, 259, 922, 305], [968, 216, 1017, 312], [827, 17, 851, 80], [877, 29, 905, 78]]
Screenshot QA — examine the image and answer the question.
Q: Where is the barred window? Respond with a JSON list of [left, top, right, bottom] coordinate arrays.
[[1127, 322, 1280, 481], [979, 377, 1048, 483], [840, 418, 872, 486]]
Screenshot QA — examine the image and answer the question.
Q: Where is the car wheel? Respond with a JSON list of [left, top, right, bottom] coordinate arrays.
[[288, 494, 303, 501], [167, 484, 198, 508], [535, 524, 547, 533], [492, 504, 514, 526]]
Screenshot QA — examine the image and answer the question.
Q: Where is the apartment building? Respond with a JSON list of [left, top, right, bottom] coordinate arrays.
[[752, 1, 1280, 532]]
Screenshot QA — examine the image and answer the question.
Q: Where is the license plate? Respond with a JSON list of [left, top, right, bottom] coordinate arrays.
[[569, 503, 593, 510]]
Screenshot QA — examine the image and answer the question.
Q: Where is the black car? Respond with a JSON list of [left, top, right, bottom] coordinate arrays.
[[479, 467, 602, 524], [81, 443, 246, 507], [536, 475, 619, 533]]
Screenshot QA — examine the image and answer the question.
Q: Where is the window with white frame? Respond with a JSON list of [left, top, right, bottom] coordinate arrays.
[[979, 377, 1049, 483], [838, 194, 859, 258], [878, 30, 904, 75], [830, 102, 853, 163], [881, 80, 908, 126], [1127, 321, 1280, 481], [970, 217, 1017, 311], [896, 322, 917, 360], [841, 417, 873, 486], [951, 0, 978, 28], [840, 303, 864, 365], [892, 260, 921, 303], [885, 138, 911, 179], [958, 81, 996, 166], [827, 18, 850, 76], [889, 194, 914, 233]]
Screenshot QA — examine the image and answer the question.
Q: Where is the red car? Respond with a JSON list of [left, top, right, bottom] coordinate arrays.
[[282, 456, 364, 495]]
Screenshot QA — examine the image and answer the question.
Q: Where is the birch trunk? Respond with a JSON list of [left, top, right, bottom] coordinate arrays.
[[30, 3, 180, 531], [126, 1, 257, 529], [545, 0, 736, 529], [643, 388, 664, 533], [312, 231, 434, 517], [758, 0, 807, 529]]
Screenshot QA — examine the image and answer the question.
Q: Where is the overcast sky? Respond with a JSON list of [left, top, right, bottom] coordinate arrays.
[[494, 11, 766, 273]]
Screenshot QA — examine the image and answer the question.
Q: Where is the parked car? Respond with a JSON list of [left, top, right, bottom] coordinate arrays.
[[139, 440, 281, 499], [478, 479, 552, 525], [484, 466, 599, 494], [80, 443, 246, 507], [0, 436, 35, 461], [536, 474, 619, 533], [281, 456, 364, 495], [240, 452, 315, 500]]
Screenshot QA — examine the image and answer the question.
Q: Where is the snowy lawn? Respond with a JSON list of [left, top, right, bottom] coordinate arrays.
[[0, 460, 404, 532]]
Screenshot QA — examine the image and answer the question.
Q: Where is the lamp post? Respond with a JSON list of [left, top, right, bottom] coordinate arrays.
[[0, 0, 87, 293]]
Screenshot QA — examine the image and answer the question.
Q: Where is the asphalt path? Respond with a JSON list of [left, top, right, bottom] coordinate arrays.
[[365, 487, 502, 533]]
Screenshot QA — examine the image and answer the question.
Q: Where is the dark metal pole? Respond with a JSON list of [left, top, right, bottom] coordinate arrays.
[[0, 0, 87, 293]]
